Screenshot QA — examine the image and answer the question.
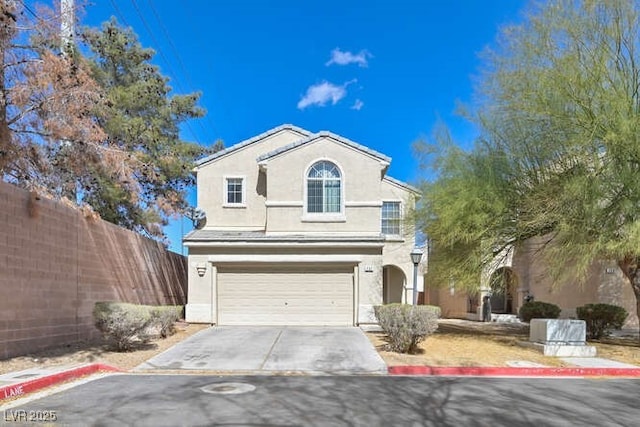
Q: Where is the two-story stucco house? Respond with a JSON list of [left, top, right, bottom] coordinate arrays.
[[183, 124, 422, 326]]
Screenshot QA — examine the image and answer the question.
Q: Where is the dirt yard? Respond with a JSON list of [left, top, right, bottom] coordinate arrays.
[[1, 320, 638, 374], [0, 323, 208, 375], [367, 319, 640, 368]]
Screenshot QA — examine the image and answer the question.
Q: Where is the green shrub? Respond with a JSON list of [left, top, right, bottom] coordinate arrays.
[[151, 306, 183, 338], [518, 301, 561, 322], [423, 305, 442, 318], [94, 302, 154, 351], [576, 303, 628, 339], [374, 304, 440, 354]]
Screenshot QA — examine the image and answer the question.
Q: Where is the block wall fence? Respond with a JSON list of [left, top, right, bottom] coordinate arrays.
[[0, 181, 187, 359]]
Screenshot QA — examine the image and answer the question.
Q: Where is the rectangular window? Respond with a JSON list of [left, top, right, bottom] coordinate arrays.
[[381, 201, 401, 235], [307, 180, 323, 213], [325, 179, 341, 213], [226, 177, 244, 205]]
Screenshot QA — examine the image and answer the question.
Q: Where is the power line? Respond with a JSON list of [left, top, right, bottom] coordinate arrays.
[[20, 0, 38, 20], [146, 0, 220, 141], [182, 3, 237, 142], [107, 0, 130, 27], [127, 0, 210, 145]]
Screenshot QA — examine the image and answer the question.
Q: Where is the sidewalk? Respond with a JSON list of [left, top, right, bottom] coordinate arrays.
[[389, 359, 640, 376], [0, 364, 120, 403]]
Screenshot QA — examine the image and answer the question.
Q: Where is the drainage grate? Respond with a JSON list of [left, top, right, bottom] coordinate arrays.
[[200, 382, 256, 395]]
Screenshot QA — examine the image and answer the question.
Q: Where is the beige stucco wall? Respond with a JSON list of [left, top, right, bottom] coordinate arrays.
[[262, 136, 387, 233], [511, 240, 638, 329], [185, 246, 385, 325], [188, 127, 422, 324], [196, 128, 307, 230], [426, 287, 470, 319], [380, 179, 421, 302], [425, 237, 638, 329]]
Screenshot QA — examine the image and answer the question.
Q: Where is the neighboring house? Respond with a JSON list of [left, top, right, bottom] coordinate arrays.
[[426, 238, 638, 329], [184, 124, 422, 326]]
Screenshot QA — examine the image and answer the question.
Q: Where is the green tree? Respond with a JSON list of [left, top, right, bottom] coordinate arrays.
[[417, 0, 640, 334], [80, 19, 215, 239]]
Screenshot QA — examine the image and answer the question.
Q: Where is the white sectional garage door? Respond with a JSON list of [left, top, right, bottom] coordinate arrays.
[[217, 265, 354, 326]]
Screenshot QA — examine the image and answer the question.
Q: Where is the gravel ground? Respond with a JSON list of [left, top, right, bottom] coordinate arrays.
[[367, 319, 640, 367], [0, 323, 209, 374]]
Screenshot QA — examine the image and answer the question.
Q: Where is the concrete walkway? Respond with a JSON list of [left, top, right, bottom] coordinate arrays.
[[134, 326, 388, 375]]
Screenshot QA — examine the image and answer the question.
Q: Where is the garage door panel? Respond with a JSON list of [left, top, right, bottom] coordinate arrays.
[[217, 266, 354, 326]]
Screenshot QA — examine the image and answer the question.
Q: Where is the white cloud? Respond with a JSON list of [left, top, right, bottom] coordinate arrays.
[[297, 79, 356, 110], [326, 48, 372, 67], [351, 99, 364, 111]]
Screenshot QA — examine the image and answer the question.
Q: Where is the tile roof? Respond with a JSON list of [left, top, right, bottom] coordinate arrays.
[[195, 124, 311, 167], [256, 131, 391, 163]]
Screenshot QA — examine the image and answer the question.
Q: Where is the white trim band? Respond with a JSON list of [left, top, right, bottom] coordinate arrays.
[[207, 254, 363, 263]]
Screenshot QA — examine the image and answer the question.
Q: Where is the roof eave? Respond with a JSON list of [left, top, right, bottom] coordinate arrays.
[[256, 132, 392, 164], [383, 176, 422, 196], [196, 124, 312, 167]]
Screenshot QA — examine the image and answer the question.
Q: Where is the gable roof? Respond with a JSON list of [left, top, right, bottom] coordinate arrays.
[[383, 175, 421, 196], [193, 124, 419, 195], [195, 124, 311, 167], [256, 131, 391, 164]]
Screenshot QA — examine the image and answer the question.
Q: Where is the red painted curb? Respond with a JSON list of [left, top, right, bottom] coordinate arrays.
[[388, 365, 640, 377], [0, 363, 121, 401]]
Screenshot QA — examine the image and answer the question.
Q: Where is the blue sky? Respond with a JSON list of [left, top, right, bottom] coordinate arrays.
[[63, 0, 526, 253]]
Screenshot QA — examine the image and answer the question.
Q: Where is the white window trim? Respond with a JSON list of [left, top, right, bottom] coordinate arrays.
[[381, 200, 403, 238], [223, 175, 247, 208], [301, 214, 347, 223], [303, 158, 346, 220], [265, 201, 304, 207]]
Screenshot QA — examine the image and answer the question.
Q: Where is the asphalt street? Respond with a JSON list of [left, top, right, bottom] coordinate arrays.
[[3, 374, 639, 426]]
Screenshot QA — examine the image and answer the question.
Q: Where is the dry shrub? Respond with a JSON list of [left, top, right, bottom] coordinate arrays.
[[374, 304, 440, 353], [151, 306, 183, 338], [94, 302, 153, 351]]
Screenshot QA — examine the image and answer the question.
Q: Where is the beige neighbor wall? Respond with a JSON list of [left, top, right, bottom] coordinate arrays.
[[512, 239, 639, 329], [425, 287, 470, 319], [0, 181, 187, 359], [425, 237, 639, 329]]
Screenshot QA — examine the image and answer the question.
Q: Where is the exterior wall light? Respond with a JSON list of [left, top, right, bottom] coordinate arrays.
[[196, 263, 207, 277]]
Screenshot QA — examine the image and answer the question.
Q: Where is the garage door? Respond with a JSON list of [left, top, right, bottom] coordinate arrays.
[[217, 265, 354, 326]]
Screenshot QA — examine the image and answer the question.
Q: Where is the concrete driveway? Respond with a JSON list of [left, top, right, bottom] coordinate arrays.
[[135, 327, 387, 375]]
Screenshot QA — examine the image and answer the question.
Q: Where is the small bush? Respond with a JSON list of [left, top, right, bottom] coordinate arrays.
[[577, 303, 628, 340], [374, 304, 439, 353], [151, 306, 183, 338], [518, 301, 561, 322], [94, 302, 154, 351]]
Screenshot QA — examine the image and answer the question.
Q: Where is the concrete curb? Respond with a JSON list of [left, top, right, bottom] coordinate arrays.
[[0, 364, 120, 402], [388, 366, 640, 377]]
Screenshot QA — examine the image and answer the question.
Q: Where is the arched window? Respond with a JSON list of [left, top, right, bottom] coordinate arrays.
[[306, 161, 342, 213]]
